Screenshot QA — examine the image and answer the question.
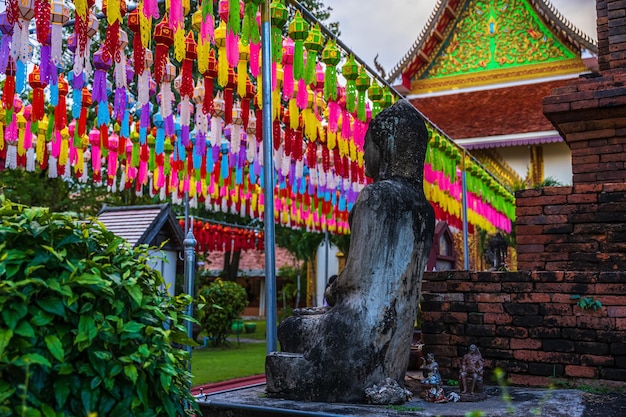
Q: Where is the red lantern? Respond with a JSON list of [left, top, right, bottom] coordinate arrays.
[[28, 65, 46, 122], [154, 14, 175, 84]]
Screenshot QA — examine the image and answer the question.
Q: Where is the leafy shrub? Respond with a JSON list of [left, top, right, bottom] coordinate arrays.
[[197, 279, 248, 346], [0, 198, 197, 416]]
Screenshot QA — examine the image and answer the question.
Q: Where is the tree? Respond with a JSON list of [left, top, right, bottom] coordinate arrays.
[[197, 279, 249, 346], [299, 0, 341, 37]]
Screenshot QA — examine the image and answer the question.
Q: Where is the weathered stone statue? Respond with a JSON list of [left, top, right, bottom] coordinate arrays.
[[265, 100, 435, 403], [421, 353, 443, 387], [459, 344, 485, 400]]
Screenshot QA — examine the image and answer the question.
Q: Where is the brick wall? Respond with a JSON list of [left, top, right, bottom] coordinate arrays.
[[516, 183, 626, 271], [421, 271, 626, 387]]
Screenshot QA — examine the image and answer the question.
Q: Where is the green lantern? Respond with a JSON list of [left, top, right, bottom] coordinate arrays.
[[355, 67, 370, 122], [322, 40, 341, 101], [341, 55, 358, 113], [270, 0, 288, 63], [242, 0, 263, 45], [368, 80, 383, 114], [288, 11, 309, 82], [304, 23, 324, 85], [381, 88, 394, 109]]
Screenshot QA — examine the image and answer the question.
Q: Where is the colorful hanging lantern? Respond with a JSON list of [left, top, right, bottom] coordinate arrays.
[[50, 0, 69, 64], [241, 0, 262, 46], [237, 42, 249, 99], [128, 8, 145, 77], [214, 20, 228, 88], [34, 0, 50, 46], [321, 40, 340, 102], [355, 67, 370, 122], [3, 57, 16, 111], [341, 55, 358, 114], [28, 66, 46, 122], [219, 0, 242, 68], [269, 0, 288, 63], [288, 10, 308, 83], [368, 80, 384, 119], [13, 0, 35, 92], [202, 49, 218, 115], [180, 31, 197, 146], [154, 14, 175, 84], [304, 23, 324, 85], [160, 58, 177, 137], [55, 74, 69, 132], [0, 13, 14, 78], [92, 45, 112, 137]]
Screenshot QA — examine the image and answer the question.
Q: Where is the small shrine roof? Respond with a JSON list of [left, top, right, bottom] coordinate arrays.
[[97, 203, 184, 251]]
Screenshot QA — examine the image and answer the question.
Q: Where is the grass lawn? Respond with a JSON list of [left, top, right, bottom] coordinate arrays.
[[191, 320, 268, 386]]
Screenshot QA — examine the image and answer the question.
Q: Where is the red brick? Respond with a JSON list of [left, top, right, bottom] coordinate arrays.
[[544, 315, 577, 327], [617, 318, 626, 330], [516, 225, 543, 235], [595, 283, 626, 294], [603, 183, 626, 192], [607, 306, 626, 317], [565, 365, 599, 378], [581, 355, 615, 366], [477, 303, 505, 313], [574, 183, 603, 193], [467, 293, 511, 303], [516, 244, 545, 254], [516, 206, 543, 216], [510, 293, 551, 303], [567, 193, 599, 204], [511, 338, 542, 350], [568, 129, 616, 142], [543, 186, 573, 196], [484, 313, 513, 325], [577, 316, 616, 330]]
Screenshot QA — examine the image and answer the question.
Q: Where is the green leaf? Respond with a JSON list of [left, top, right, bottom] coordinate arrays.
[[1, 309, 18, 330], [126, 284, 143, 306], [40, 404, 56, 417], [0, 329, 13, 356], [73, 274, 108, 287], [30, 310, 54, 326], [124, 364, 138, 383], [75, 315, 97, 345], [160, 373, 172, 393], [19, 353, 51, 367], [54, 378, 70, 409], [45, 335, 64, 362], [36, 298, 66, 318], [121, 322, 145, 334], [22, 408, 42, 417], [14, 320, 35, 338]]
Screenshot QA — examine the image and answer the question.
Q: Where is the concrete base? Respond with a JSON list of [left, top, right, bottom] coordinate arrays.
[[197, 384, 586, 417]]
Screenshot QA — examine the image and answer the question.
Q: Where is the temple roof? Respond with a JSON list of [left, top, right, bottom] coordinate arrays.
[[410, 78, 570, 141], [388, 0, 597, 90]]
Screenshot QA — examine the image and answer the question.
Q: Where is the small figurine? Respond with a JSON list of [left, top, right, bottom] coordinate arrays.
[[421, 353, 442, 386], [459, 344, 484, 395]]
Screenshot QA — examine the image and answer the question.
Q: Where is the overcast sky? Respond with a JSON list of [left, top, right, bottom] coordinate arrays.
[[325, 0, 597, 75]]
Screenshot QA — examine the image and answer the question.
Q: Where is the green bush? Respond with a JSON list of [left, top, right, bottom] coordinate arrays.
[[197, 279, 248, 347], [0, 198, 197, 416]]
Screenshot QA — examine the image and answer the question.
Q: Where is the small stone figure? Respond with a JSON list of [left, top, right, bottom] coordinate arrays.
[[421, 353, 442, 386], [459, 344, 485, 397]]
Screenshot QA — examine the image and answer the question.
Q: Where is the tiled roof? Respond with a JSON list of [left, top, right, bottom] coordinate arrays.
[[97, 204, 184, 250], [203, 247, 300, 277], [410, 79, 570, 139]]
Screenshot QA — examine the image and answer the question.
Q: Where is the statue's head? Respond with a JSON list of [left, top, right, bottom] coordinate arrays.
[[363, 100, 428, 184]]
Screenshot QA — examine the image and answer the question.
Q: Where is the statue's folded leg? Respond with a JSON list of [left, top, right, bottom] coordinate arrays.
[[277, 312, 326, 353]]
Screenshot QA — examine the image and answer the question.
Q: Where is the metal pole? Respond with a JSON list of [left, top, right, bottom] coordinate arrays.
[[261, 0, 277, 353], [461, 152, 470, 270], [183, 229, 197, 372]]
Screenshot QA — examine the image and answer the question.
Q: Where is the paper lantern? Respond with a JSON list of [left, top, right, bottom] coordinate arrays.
[[28, 66, 46, 122], [304, 23, 323, 85], [128, 8, 145, 76], [50, 0, 69, 64], [321, 40, 340, 101], [154, 14, 175, 84], [269, 0, 288, 63], [355, 67, 370, 122], [34, 0, 50, 45], [288, 11, 308, 82], [341, 55, 358, 114], [241, 0, 262, 45]]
